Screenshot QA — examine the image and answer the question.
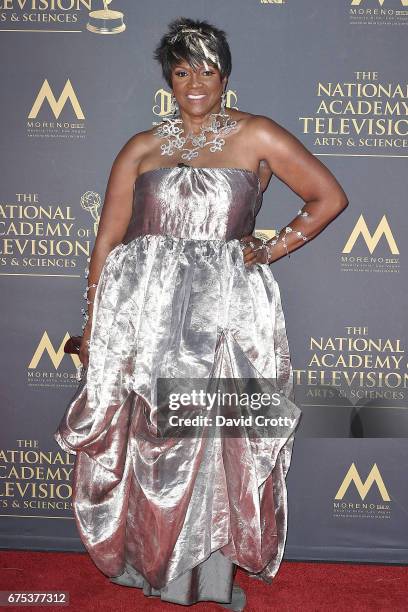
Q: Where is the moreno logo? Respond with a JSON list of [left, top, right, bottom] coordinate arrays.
[[342, 214, 399, 254], [335, 463, 391, 501], [28, 79, 85, 120], [28, 332, 81, 369]]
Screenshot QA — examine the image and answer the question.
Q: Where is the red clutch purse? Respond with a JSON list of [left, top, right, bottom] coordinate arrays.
[[64, 335, 83, 355]]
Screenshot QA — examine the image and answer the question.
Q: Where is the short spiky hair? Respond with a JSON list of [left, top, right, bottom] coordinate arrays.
[[153, 17, 232, 88]]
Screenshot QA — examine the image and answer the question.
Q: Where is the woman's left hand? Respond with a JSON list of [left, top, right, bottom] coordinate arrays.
[[239, 235, 269, 267]]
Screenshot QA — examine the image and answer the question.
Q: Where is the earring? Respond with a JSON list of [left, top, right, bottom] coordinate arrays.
[[170, 93, 179, 117], [220, 90, 227, 114]]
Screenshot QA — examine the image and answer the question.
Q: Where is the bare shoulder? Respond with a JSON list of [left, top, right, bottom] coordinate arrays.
[[242, 112, 299, 145], [114, 126, 159, 169], [232, 111, 313, 167]]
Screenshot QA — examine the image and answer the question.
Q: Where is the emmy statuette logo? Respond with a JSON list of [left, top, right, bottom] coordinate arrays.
[[81, 191, 101, 236], [343, 214, 399, 255], [87, 0, 126, 35], [28, 79, 85, 120], [335, 463, 390, 501]]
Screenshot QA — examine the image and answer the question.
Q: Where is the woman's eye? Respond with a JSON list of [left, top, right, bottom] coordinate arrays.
[[174, 69, 214, 78]]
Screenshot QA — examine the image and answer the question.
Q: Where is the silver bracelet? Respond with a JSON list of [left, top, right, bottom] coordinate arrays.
[[83, 283, 98, 298], [81, 282, 98, 325], [265, 226, 309, 262]]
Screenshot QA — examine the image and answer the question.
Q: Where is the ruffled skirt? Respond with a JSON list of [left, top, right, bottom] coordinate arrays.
[[54, 234, 301, 604]]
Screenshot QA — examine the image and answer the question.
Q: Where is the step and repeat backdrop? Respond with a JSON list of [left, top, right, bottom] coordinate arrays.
[[0, 0, 407, 564]]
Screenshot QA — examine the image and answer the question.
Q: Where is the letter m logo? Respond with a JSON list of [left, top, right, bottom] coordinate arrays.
[[28, 332, 81, 369], [335, 463, 390, 501], [351, 0, 408, 6], [28, 79, 85, 120], [343, 214, 399, 254]]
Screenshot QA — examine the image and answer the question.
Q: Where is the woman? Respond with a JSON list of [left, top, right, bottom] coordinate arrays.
[[54, 17, 348, 611]]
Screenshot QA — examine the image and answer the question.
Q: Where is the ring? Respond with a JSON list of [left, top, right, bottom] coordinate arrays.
[[248, 241, 255, 249]]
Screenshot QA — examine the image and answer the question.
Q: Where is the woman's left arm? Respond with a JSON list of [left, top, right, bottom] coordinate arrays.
[[243, 116, 349, 265]]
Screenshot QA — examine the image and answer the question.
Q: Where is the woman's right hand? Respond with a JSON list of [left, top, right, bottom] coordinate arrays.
[[240, 235, 269, 267], [79, 324, 92, 369]]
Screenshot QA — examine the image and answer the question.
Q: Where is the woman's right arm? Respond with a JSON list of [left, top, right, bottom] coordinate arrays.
[[80, 132, 150, 367]]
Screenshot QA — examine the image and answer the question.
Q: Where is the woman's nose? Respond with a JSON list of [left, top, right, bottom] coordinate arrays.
[[189, 72, 204, 87]]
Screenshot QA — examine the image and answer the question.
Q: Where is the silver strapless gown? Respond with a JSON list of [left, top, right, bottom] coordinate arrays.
[[54, 166, 301, 606]]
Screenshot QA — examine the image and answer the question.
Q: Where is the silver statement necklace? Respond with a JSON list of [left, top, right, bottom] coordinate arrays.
[[153, 112, 238, 162]]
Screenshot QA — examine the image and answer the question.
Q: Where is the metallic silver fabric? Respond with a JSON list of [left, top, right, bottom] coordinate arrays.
[[54, 166, 301, 603]]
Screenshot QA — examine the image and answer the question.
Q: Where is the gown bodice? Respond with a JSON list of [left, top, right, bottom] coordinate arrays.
[[122, 166, 263, 243]]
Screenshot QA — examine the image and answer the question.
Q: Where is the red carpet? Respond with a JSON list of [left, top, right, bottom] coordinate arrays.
[[0, 551, 407, 611]]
